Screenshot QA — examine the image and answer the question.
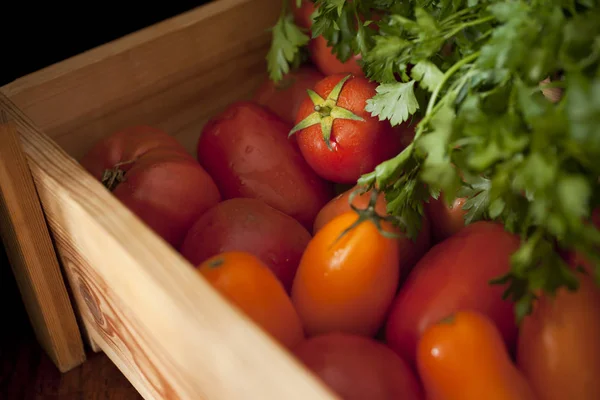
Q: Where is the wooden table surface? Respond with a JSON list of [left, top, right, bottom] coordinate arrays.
[[1, 246, 142, 400]]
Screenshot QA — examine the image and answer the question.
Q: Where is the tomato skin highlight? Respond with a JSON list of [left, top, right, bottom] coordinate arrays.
[[294, 74, 404, 184], [197, 251, 304, 349], [417, 310, 537, 400], [294, 333, 424, 400], [291, 210, 400, 337], [253, 66, 325, 126], [313, 185, 431, 280], [424, 193, 468, 243], [180, 198, 312, 293], [197, 101, 334, 229], [385, 221, 520, 368], [517, 268, 600, 400], [80, 125, 221, 248]]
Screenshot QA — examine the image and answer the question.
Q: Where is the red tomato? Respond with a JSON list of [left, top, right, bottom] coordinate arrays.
[[417, 310, 537, 400], [292, 74, 404, 184], [424, 193, 468, 243], [180, 198, 312, 293], [385, 221, 520, 369], [395, 121, 417, 150], [517, 267, 600, 400], [292, 210, 400, 337], [197, 251, 304, 349], [80, 125, 221, 248], [197, 101, 334, 229], [563, 207, 600, 276], [290, 0, 364, 76], [253, 66, 325, 125], [309, 35, 364, 77], [294, 333, 424, 400], [290, 0, 315, 29], [313, 185, 431, 280]]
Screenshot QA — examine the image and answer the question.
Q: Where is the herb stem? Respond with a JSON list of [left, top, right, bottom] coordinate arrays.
[[427, 51, 479, 115], [280, 0, 289, 17], [440, 7, 480, 26], [444, 16, 494, 39], [412, 51, 480, 143]]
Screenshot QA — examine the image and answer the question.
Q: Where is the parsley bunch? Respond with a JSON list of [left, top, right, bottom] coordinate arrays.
[[266, 0, 600, 321]]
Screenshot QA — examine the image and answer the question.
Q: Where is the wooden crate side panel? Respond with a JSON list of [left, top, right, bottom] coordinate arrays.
[[56, 43, 269, 159], [0, 94, 337, 400], [0, 113, 86, 372], [37, 198, 183, 400], [2, 0, 278, 159]]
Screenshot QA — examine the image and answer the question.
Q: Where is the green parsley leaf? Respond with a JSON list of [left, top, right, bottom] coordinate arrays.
[[266, 13, 310, 82], [417, 102, 461, 197], [365, 81, 420, 126], [265, 0, 600, 322], [457, 175, 491, 225], [411, 60, 444, 92]]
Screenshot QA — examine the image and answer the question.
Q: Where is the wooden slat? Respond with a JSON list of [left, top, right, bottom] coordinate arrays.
[[0, 91, 338, 400], [2, 0, 274, 159], [0, 110, 86, 372]]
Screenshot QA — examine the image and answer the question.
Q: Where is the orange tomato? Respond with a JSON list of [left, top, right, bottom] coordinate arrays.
[[197, 251, 304, 349], [424, 193, 467, 243], [313, 185, 431, 280], [291, 210, 400, 337], [517, 270, 600, 400], [385, 221, 520, 369], [313, 186, 388, 235], [417, 310, 537, 400]]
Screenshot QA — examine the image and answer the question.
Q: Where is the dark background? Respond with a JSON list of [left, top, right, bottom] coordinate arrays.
[[1, 2, 212, 392], [1, 2, 212, 86]]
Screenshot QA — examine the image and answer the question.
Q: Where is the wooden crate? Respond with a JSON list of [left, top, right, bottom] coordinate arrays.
[[0, 0, 338, 398]]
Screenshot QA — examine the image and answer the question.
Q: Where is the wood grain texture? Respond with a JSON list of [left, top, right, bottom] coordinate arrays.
[[0, 250, 141, 400], [0, 93, 338, 400], [0, 111, 86, 373], [0, 0, 339, 393], [0, 1, 340, 397], [2, 0, 274, 160]]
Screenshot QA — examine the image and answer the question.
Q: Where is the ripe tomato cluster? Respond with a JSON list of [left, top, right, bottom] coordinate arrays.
[[79, 2, 600, 398]]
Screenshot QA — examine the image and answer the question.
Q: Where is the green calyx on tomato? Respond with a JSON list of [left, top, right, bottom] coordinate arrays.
[[289, 74, 364, 151], [332, 186, 401, 246], [101, 159, 136, 191], [438, 314, 457, 325], [208, 258, 225, 268]]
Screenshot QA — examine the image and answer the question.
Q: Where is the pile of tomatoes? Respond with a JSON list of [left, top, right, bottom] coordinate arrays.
[[78, 2, 600, 399]]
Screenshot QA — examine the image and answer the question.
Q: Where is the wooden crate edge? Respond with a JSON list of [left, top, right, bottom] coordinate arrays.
[[0, 90, 338, 400], [0, 110, 86, 372]]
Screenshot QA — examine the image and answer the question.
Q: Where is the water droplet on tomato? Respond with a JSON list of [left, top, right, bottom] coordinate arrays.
[[266, 251, 279, 264]]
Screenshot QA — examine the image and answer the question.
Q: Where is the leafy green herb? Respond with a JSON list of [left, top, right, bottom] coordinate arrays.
[[266, 2, 311, 82], [365, 81, 420, 126], [266, 0, 600, 322]]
